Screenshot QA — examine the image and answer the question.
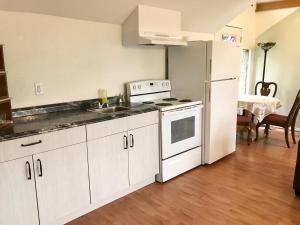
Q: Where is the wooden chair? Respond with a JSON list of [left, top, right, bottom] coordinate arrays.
[[255, 81, 278, 97], [255, 90, 300, 148], [237, 111, 253, 145]]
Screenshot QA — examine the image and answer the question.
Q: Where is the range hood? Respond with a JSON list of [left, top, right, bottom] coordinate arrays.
[[138, 33, 187, 46], [122, 5, 187, 46]]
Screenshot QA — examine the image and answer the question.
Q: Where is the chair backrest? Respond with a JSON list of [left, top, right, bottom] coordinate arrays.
[[255, 81, 278, 97], [288, 89, 300, 125]]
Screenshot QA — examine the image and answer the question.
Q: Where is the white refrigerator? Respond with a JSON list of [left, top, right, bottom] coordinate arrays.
[[168, 40, 242, 164]]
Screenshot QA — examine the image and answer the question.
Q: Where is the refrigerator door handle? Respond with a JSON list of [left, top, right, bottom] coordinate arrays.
[[208, 87, 211, 103], [209, 59, 212, 75], [210, 77, 237, 82]]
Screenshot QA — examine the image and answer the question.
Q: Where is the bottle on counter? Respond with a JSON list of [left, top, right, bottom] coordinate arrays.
[[98, 89, 108, 105]]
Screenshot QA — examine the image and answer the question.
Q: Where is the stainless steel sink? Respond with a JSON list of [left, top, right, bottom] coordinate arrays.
[[89, 106, 130, 114]]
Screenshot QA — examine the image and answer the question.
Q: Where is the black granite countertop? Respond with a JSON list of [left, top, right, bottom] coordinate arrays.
[[0, 100, 158, 142]]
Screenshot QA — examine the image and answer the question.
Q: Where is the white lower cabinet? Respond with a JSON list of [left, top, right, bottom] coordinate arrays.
[[87, 112, 159, 205], [128, 124, 159, 186], [88, 132, 129, 203], [0, 112, 159, 225], [0, 157, 39, 225], [34, 143, 90, 225]]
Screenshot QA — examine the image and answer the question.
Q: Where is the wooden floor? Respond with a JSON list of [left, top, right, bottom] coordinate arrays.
[[67, 129, 300, 225]]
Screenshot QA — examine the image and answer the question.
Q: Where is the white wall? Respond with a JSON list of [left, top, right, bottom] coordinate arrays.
[[226, 5, 256, 95], [227, 5, 256, 50], [255, 7, 299, 38], [0, 11, 165, 108], [254, 9, 300, 129]]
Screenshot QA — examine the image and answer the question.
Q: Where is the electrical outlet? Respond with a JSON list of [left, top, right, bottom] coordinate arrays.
[[34, 83, 44, 96]]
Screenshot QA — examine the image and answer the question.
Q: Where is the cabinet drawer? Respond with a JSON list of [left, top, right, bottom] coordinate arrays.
[[86, 117, 127, 141], [0, 126, 86, 162], [127, 111, 159, 130]]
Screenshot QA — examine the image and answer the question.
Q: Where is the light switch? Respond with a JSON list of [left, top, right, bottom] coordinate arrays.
[[34, 82, 44, 96]]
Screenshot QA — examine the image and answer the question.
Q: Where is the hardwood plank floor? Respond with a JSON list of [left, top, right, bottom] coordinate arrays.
[[67, 129, 300, 225]]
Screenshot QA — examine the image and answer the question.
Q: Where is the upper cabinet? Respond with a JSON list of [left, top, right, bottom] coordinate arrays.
[[122, 5, 187, 46]]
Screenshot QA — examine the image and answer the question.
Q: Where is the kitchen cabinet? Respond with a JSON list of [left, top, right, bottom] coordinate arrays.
[[0, 126, 88, 225], [87, 111, 159, 204], [34, 143, 90, 225], [0, 111, 159, 225], [88, 132, 129, 203], [0, 126, 86, 163], [0, 157, 39, 225], [128, 124, 159, 186]]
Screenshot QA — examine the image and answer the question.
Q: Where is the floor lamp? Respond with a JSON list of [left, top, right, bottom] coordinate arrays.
[[255, 42, 277, 97]]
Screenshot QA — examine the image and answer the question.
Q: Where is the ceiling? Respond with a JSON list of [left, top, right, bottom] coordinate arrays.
[[0, 0, 251, 33]]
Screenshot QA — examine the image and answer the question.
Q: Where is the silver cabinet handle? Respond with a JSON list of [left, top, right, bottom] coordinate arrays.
[[37, 159, 43, 177], [21, 140, 42, 147], [123, 135, 128, 149], [25, 161, 32, 180], [129, 134, 134, 148]]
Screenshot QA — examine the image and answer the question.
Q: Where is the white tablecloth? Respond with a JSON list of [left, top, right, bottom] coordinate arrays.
[[238, 95, 282, 122]]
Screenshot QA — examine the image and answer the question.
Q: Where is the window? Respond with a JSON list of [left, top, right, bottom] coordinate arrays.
[[239, 49, 251, 95], [171, 117, 195, 143]]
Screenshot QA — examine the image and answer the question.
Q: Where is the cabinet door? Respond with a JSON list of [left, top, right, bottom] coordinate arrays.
[[0, 157, 39, 225], [88, 132, 129, 204], [34, 143, 90, 225], [128, 124, 159, 186]]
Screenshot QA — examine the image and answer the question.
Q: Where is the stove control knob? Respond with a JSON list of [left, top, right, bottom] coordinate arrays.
[[138, 84, 141, 89], [133, 85, 136, 90], [166, 82, 169, 86], [162, 82, 165, 87]]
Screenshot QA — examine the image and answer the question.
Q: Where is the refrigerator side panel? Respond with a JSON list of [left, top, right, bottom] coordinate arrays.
[[207, 40, 242, 81], [168, 42, 207, 101], [204, 81, 211, 164], [205, 79, 238, 164]]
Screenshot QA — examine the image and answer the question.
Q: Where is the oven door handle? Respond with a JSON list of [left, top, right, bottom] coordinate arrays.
[[162, 104, 203, 116]]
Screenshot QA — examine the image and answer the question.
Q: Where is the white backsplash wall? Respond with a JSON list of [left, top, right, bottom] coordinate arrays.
[[0, 11, 165, 108]]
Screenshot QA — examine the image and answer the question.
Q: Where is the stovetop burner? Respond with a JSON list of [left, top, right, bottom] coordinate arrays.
[[163, 98, 178, 102], [179, 99, 192, 102], [143, 101, 154, 104], [156, 103, 173, 106]]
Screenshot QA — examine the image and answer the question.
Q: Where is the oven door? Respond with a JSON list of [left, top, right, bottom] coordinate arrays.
[[161, 105, 202, 160]]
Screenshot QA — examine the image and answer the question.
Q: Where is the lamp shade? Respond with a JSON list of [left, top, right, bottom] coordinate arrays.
[[257, 42, 276, 51]]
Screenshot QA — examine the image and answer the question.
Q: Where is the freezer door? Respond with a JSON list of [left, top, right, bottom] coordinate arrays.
[[207, 41, 242, 81], [204, 79, 238, 164]]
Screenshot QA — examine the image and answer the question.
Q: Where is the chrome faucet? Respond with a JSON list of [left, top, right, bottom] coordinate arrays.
[[115, 94, 125, 105]]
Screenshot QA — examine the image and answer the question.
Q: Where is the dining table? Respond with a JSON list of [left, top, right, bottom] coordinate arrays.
[[238, 94, 282, 123]]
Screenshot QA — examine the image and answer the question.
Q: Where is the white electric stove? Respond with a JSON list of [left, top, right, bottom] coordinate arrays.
[[127, 80, 203, 182]]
